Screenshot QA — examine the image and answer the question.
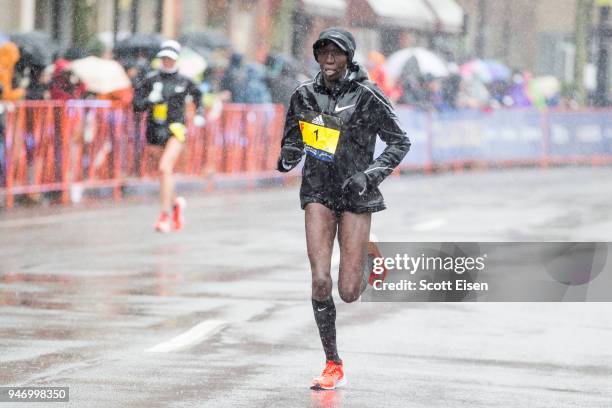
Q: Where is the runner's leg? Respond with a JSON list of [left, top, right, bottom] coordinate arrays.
[[158, 137, 183, 213], [305, 203, 341, 363], [337, 211, 371, 303]]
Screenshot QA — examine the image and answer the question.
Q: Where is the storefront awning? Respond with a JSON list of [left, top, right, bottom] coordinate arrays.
[[366, 0, 436, 31], [425, 0, 465, 34], [302, 0, 347, 18]]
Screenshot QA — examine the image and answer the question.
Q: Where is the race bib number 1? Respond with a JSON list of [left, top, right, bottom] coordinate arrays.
[[299, 112, 343, 162]]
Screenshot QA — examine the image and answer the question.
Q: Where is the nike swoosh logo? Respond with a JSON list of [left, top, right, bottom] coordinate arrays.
[[317, 307, 327, 312], [334, 104, 355, 113]]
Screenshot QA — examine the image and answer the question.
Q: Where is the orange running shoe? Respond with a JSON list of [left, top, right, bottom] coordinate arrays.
[[311, 360, 346, 390], [154, 212, 171, 233], [172, 196, 186, 231]]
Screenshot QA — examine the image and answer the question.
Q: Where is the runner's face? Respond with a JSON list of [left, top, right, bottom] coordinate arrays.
[[316, 42, 348, 83], [161, 57, 176, 70]]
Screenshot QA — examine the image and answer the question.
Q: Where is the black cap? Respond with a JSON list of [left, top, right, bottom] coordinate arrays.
[[313, 27, 356, 62]]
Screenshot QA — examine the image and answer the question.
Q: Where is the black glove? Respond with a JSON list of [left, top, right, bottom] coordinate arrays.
[[276, 146, 303, 172], [342, 172, 369, 196]]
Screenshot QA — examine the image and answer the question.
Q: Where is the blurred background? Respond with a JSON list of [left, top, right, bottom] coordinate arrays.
[[0, 0, 610, 107], [1, 0, 612, 208], [2, 4, 612, 406]]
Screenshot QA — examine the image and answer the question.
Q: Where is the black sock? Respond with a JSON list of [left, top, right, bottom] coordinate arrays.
[[312, 296, 341, 363]]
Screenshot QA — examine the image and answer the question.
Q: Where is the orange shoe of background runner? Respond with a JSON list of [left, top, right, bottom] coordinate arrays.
[[172, 196, 186, 231], [154, 212, 171, 233], [311, 360, 346, 390]]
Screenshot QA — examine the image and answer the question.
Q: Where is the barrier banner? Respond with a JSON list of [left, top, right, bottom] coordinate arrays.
[[388, 107, 430, 167], [547, 111, 612, 158], [429, 109, 543, 162]]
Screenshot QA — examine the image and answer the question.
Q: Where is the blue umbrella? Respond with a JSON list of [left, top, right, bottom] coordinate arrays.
[[482, 60, 511, 82]]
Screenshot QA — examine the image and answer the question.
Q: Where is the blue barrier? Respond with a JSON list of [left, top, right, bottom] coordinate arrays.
[[389, 107, 612, 168], [547, 111, 612, 158]]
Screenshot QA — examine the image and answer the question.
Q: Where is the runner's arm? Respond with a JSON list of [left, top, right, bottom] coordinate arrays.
[[133, 75, 153, 112], [187, 79, 203, 112], [277, 93, 304, 172], [363, 89, 410, 187]]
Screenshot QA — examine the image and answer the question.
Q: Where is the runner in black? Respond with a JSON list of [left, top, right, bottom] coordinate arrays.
[[277, 27, 410, 390], [133, 40, 205, 233]]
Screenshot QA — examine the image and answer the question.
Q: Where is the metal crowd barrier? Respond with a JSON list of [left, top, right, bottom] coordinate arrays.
[[0, 101, 284, 208], [1, 100, 611, 209], [392, 107, 612, 171]]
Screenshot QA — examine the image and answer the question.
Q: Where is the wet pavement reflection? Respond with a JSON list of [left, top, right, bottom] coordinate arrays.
[[2, 168, 612, 407]]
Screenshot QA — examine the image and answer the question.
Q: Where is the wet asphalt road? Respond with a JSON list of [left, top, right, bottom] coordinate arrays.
[[1, 167, 612, 407]]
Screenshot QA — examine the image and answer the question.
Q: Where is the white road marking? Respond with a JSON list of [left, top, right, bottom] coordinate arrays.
[[145, 320, 227, 353], [412, 218, 446, 232]]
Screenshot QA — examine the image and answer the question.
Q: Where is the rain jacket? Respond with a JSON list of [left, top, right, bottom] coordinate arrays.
[[240, 63, 272, 104], [133, 69, 202, 145], [133, 70, 202, 125], [279, 63, 410, 212], [0, 42, 25, 101]]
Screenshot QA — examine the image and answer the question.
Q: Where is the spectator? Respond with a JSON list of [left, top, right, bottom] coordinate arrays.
[[25, 65, 51, 100], [366, 51, 400, 102], [49, 59, 87, 100], [220, 53, 246, 102], [0, 41, 25, 100], [265, 54, 300, 107], [239, 63, 272, 104]]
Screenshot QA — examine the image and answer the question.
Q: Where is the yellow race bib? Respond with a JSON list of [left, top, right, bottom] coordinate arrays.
[[152, 103, 168, 122], [299, 112, 343, 162]]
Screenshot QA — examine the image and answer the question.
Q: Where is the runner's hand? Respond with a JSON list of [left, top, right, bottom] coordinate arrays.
[[342, 172, 368, 196], [277, 146, 303, 172]]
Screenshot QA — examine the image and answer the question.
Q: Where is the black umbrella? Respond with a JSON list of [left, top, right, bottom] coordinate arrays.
[[178, 30, 232, 51], [265, 52, 302, 78], [10, 31, 58, 67], [113, 33, 166, 60]]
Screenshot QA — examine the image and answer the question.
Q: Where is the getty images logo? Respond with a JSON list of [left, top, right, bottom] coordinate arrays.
[[372, 248, 487, 275]]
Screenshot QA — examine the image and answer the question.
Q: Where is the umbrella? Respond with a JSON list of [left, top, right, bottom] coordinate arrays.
[[530, 76, 561, 99], [178, 30, 232, 51], [71, 56, 131, 94], [265, 52, 302, 78], [460, 59, 511, 83], [177, 47, 207, 81], [384, 47, 449, 79], [114, 33, 166, 60], [10, 31, 58, 66]]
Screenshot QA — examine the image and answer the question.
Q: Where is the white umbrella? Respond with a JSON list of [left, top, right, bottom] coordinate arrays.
[[384, 47, 449, 79], [531, 76, 561, 99], [71, 56, 131, 94], [178, 47, 207, 81]]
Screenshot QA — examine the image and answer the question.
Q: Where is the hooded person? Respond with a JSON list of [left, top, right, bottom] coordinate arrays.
[[0, 42, 26, 100], [276, 27, 411, 390], [133, 40, 205, 233]]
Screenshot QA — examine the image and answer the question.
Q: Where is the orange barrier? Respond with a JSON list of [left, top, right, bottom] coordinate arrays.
[[1, 101, 285, 209]]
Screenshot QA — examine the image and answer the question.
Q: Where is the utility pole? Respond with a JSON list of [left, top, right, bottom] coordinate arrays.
[[113, 0, 120, 45], [475, 0, 487, 58], [595, 1, 611, 106], [131, 0, 140, 34], [574, 0, 593, 105], [272, 0, 295, 54], [72, 0, 94, 48], [155, 0, 164, 33]]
